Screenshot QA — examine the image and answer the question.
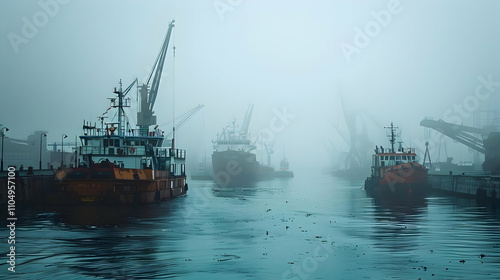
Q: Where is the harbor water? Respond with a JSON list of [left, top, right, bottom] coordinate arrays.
[[2, 172, 500, 279]]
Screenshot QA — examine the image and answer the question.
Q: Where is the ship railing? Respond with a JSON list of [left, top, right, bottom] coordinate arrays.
[[80, 145, 186, 159], [86, 128, 164, 137], [155, 147, 186, 160], [80, 145, 147, 156], [377, 147, 415, 154], [171, 148, 186, 160], [214, 139, 251, 145], [397, 147, 415, 153]]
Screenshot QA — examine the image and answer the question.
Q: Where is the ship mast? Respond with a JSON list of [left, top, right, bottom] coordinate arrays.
[[116, 81, 123, 136], [111, 79, 135, 136], [385, 122, 398, 153]]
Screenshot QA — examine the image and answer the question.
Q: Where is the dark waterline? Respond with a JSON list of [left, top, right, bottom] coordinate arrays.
[[2, 173, 500, 279]]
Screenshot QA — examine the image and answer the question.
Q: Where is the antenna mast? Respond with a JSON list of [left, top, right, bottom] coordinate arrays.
[[385, 122, 398, 153]]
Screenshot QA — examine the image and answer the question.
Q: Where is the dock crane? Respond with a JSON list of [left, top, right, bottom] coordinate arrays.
[[420, 119, 488, 154], [164, 104, 205, 138], [239, 104, 254, 138], [137, 20, 175, 136], [420, 118, 500, 172]]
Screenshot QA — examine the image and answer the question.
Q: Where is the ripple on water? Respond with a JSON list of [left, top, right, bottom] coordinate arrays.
[[3, 176, 500, 279]]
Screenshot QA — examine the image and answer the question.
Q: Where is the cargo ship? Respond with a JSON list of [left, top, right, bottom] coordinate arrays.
[[212, 104, 274, 186], [364, 123, 429, 197], [51, 20, 188, 204]]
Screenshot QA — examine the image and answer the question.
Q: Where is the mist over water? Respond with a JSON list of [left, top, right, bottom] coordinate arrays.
[[2, 0, 500, 171], [2, 1, 500, 279], [2, 174, 500, 279]]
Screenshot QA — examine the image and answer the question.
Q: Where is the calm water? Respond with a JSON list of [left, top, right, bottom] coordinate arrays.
[[2, 172, 500, 279]]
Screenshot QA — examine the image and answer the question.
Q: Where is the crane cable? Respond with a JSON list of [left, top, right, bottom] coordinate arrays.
[[172, 22, 176, 144]]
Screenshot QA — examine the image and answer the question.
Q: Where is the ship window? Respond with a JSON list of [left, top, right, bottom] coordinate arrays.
[[396, 156, 401, 160], [114, 139, 120, 147], [381, 161, 385, 166], [412, 156, 416, 160], [103, 139, 108, 147], [402, 156, 407, 160], [390, 156, 395, 160], [384, 156, 388, 160], [140, 140, 145, 146]]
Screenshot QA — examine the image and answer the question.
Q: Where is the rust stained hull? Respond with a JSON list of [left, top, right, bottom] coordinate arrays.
[[50, 166, 187, 204], [365, 162, 430, 197]]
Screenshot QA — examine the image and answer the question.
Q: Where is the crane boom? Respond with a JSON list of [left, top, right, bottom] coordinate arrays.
[[137, 20, 175, 134], [420, 119, 487, 153], [239, 104, 254, 136], [147, 20, 175, 111], [164, 104, 204, 138], [123, 78, 138, 97]]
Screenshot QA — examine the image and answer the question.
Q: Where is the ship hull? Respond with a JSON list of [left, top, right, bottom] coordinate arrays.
[[365, 162, 430, 198], [212, 150, 274, 186], [274, 170, 294, 178], [50, 165, 187, 204]]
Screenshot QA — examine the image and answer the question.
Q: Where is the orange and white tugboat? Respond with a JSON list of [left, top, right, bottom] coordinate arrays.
[[51, 20, 187, 204], [364, 123, 429, 198]]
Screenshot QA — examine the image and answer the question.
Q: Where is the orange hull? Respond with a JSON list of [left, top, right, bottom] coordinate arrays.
[[50, 165, 187, 204], [365, 162, 430, 197], [380, 162, 428, 186]]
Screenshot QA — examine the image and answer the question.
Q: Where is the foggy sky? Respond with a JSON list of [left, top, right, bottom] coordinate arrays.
[[2, 0, 500, 170]]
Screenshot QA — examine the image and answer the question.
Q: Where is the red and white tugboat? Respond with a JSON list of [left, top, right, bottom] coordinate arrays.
[[274, 156, 294, 178], [364, 123, 429, 198], [51, 20, 188, 204]]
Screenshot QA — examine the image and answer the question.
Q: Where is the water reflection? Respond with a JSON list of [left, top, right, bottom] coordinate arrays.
[[369, 197, 427, 253], [4, 176, 500, 279], [54, 228, 168, 279], [43, 203, 173, 227]]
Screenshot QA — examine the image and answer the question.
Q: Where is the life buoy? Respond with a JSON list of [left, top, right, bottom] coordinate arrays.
[[130, 147, 136, 154]]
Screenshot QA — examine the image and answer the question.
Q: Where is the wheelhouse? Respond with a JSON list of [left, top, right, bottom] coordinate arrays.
[[372, 147, 417, 168]]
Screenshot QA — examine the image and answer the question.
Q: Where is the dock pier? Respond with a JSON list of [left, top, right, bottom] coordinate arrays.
[[0, 168, 55, 204], [429, 173, 500, 202]]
